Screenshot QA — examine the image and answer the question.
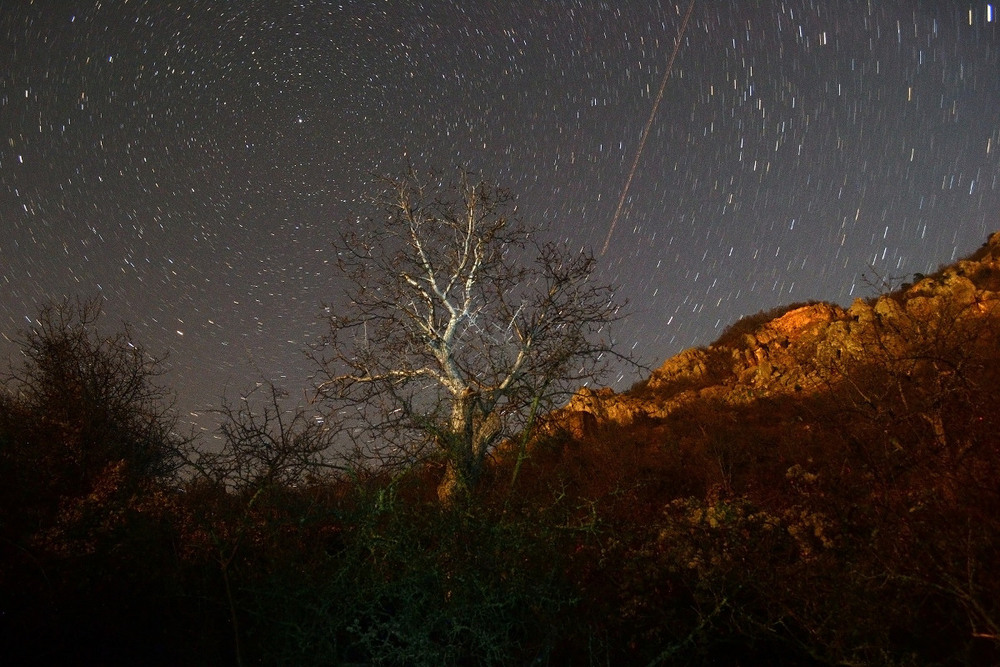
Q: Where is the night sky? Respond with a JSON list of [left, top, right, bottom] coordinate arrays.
[[4, 1, 1000, 439]]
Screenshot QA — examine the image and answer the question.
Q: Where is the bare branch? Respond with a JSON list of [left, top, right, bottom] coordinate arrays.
[[313, 168, 637, 501]]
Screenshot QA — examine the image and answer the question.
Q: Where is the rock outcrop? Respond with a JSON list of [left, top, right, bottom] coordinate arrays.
[[553, 231, 1000, 438]]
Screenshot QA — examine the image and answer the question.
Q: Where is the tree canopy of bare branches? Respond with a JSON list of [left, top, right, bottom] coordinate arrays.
[[188, 381, 343, 495], [314, 169, 633, 501], [3, 297, 185, 488]]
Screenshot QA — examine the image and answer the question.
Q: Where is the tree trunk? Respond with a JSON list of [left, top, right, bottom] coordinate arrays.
[[436, 389, 500, 504]]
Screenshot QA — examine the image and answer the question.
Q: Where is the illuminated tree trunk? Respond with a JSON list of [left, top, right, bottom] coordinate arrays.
[[438, 389, 501, 503]]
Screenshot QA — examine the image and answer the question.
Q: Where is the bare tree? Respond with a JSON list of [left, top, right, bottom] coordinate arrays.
[[188, 381, 342, 493], [181, 380, 343, 667], [0, 296, 188, 588], [3, 297, 185, 490], [314, 168, 633, 502]]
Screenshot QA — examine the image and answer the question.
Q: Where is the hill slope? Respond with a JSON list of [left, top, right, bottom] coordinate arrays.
[[482, 231, 1000, 663]]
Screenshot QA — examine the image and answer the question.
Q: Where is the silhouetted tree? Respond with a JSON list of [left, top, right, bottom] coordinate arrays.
[[1, 297, 184, 523], [0, 297, 189, 664], [315, 168, 632, 502]]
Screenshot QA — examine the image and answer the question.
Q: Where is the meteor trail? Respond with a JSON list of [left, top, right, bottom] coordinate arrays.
[[601, 0, 696, 256]]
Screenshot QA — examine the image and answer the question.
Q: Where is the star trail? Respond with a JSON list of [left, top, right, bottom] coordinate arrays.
[[3, 1, 1000, 438]]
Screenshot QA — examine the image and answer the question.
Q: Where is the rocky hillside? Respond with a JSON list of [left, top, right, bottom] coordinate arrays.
[[490, 231, 1000, 664], [558, 230, 1000, 438]]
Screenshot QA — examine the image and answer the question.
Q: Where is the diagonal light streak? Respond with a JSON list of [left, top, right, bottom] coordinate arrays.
[[601, 0, 697, 256]]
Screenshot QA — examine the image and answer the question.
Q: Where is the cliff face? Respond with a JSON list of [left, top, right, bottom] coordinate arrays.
[[559, 231, 1000, 437]]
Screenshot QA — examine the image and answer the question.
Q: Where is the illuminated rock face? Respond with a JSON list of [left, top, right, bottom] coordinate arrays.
[[552, 230, 1000, 437]]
